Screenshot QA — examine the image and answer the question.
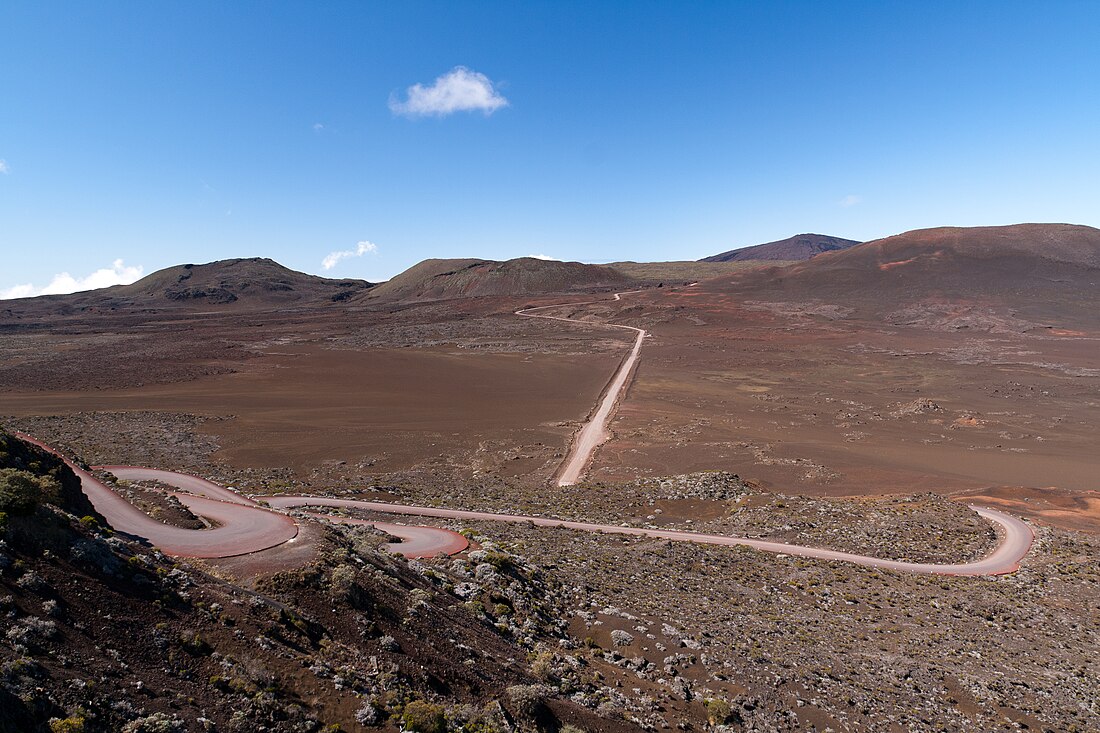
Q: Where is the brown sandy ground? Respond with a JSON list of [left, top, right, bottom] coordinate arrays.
[[2, 344, 619, 483], [2, 413, 998, 565], [604, 261, 794, 282], [582, 285, 1100, 531], [232, 495, 1097, 733], [6, 280, 1095, 534], [0, 294, 636, 486]]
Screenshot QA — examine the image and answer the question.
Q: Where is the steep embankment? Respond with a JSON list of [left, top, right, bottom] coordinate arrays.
[[0, 430, 101, 521]]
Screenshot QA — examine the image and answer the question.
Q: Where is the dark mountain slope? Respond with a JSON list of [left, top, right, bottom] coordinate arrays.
[[702, 233, 860, 262], [1, 258, 372, 317], [367, 257, 633, 302]]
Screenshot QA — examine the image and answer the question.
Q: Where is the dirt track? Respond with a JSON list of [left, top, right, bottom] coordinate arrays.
[[20, 433, 1034, 575], [263, 496, 1033, 576], [516, 292, 648, 486]]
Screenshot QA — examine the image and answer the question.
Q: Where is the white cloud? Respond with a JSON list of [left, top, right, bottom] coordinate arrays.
[[839, 194, 862, 207], [389, 66, 508, 117], [322, 240, 378, 271], [1, 259, 144, 299], [0, 159, 9, 174], [526, 253, 559, 260], [312, 122, 324, 132], [0, 283, 36, 299]]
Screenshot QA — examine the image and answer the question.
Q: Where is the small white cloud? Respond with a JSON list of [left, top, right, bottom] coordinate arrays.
[[839, 194, 862, 207], [322, 240, 379, 271], [312, 122, 325, 132], [1, 259, 144, 299], [389, 66, 508, 117], [0, 159, 9, 174], [526, 253, 559, 261]]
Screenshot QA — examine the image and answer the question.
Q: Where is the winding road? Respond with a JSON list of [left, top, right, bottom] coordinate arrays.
[[261, 495, 1032, 576], [12, 288, 1035, 574]]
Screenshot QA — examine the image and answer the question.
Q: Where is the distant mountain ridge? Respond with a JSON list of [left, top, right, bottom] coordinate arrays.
[[365, 257, 633, 302], [702, 233, 861, 262], [1, 257, 372, 317], [116, 257, 371, 304]]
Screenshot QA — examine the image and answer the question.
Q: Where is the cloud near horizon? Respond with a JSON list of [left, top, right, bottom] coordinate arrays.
[[0, 259, 144, 299], [0, 159, 10, 174], [322, 240, 378, 270], [839, 194, 862, 207], [389, 66, 508, 117]]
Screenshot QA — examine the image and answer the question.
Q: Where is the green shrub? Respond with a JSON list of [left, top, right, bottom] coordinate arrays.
[[529, 649, 556, 681], [704, 697, 732, 725], [506, 685, 549, 721], [401, 700, 446, 733], [48, 716, 86, 733], [483, 551, 514, 571], [0, 468, 60, 515]]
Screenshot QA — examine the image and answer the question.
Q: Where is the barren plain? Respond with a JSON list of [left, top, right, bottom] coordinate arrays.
[[2, 226, 1099, 732]]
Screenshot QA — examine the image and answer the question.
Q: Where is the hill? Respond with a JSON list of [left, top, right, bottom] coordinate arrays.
[[366, 256, 633, 302], [701, 233, 860, 262], [1, 258, 372, 317], [710, 223, 1100, 330], [605, 259, 795, 282]]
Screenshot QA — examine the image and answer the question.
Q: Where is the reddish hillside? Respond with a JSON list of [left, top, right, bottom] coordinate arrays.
[[366, 257, 634, 302], [701, 233, 860, 262], [706, 224, 1100, 330]]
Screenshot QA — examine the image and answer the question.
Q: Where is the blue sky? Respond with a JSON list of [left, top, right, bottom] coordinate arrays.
[[2, 1, 1098, 295]]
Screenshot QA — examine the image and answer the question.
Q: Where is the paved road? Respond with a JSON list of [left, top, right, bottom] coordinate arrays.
[[516, 292, 647, 486], [17, 435, 464, 559], [18, 435, 298, 558], [98, 464, 468, 559], [103, 466, 255, 505]]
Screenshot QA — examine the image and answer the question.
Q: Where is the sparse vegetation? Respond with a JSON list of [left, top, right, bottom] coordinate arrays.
[[0, 468, 60, 515], [400, 700, 446, 733]]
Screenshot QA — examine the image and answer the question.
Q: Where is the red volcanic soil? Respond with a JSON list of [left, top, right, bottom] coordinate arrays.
[[586, 225, 1100, 530], [715, 223, 1100, 328], [2, 344, 619, 479], [701, 233, 861, 262]]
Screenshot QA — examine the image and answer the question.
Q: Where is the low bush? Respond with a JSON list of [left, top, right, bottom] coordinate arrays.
[[0, 468, 60, 515], [401, 700, 446, 733]]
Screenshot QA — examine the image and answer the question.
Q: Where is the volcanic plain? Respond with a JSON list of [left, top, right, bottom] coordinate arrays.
[[2, 226, 1099, 732]]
